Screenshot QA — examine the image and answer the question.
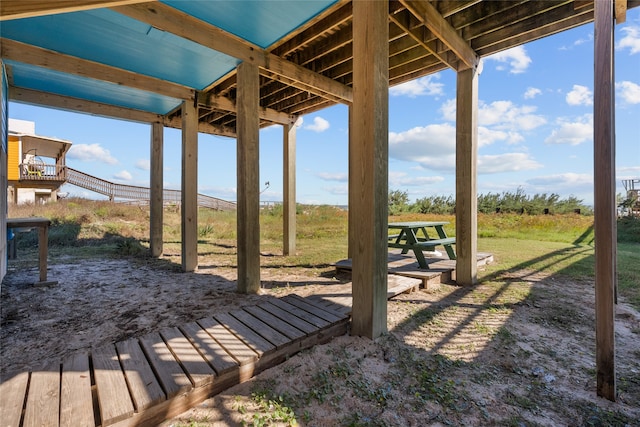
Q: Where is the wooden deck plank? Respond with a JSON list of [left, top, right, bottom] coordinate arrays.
[[198, 313, 260, 366], [283, 295, 345, 322], [308, 295, 353, 315], [180, 321, 239, 375], [268, 298, 331, 329], [60, 352, 94, 427], [23, 363, 59, 427], [0, 371, 29, 427], [160, 327, 216, 388], [243, 305, 306, 341], [213, 312, 275, 357], [4, 297, 354, 427], [116, 338, 166, 411], [92, 345, 135, 426], [387, 275, 421, 297], [306, 295, 351, 314], [258, 301, 318, 334], [138, 333, 192, 399], [229, 309, 290, 348]]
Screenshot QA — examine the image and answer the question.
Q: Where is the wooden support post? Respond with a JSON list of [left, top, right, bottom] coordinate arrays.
[[350, 0, 388, 339], [455, 66, 479, 286], [348, 106, 353, 260], [594, 0, 617, 402], [150, 121, 163, 258], [236, 62, 261, 294], [283, 122, 296, 256], [181, 100, 198, 272]]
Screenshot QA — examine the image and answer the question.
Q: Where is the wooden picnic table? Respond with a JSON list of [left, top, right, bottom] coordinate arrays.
[[7, 217, 56, 285], [388, 221, 456, 268]]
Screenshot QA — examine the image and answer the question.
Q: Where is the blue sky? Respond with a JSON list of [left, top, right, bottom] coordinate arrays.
[[8, 10, 640, 206]]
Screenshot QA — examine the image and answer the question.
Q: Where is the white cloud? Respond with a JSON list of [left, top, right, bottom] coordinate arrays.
[[527, 173, 592, 187], [390, 75, 444, 98], [389, 171, 444, 187], [113, 170, 132, 181], [441, 99, 546, 133], [524, 87, 542, 99], [67, 143, 118, 164], [135, 159, 150, 171], [618, 166, 640, 177], [559, 33, 593, 50], [389, 124, 541, 174], [545, 114, 593, 145], [566, 85, 593, 106], [478, 100, 546, 131], [616, 80, 640, 104], [304, 116, 330, 132], [478, 153, 543, 174], [440, 98, 457, 121], [323, 185, 348, 195], [389, 124, 456, 170], [317, 172, 348, 182], [485, 46, 532, 74], [617, 26, 640, 54]]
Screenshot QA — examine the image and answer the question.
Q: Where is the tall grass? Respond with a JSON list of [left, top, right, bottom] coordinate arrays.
[[7, 199, 639, 309]]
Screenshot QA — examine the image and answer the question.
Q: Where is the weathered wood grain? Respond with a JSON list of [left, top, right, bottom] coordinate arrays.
[[93, 345, 135, 425], [60, 353, 94, 427], [0, 371, 29, 427], [116, 338, 166, 411], [138, 333, 192, 399]]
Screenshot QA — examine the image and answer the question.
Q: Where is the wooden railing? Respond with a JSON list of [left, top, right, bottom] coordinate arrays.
[[18, 164, 235, 210], [19, 163, 67, 181]]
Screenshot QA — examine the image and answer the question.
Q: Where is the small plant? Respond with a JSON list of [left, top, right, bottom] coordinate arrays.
[[115, 237, 146, 256], [198, 223, 215, 237]]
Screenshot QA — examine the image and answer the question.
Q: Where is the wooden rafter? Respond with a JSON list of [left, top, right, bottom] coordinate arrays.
[[197, 92, 295, 125], [111, 2, 353, 104], [0, 0, 156, 21], [399, 0, 479, 70], [389, 9, 459, 71], [1, 38, 194, 101]]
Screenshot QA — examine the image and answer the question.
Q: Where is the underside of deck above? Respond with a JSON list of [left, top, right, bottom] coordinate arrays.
[[2, 1, 637, 136]]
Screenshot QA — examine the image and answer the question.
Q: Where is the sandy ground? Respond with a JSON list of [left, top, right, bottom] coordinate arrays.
[[1, 258, 639, 426]]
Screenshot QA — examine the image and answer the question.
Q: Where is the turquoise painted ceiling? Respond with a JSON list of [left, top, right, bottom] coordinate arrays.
[[0, 0, 339, 115]]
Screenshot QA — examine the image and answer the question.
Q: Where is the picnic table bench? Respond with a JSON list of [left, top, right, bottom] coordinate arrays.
[[388, 221, 456, 268]]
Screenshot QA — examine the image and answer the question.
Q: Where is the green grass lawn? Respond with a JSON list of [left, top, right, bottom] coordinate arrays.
[[8, 200, 640, 309]]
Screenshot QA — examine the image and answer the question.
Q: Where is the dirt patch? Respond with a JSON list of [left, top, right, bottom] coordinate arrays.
[[1, 259, 639, 426]]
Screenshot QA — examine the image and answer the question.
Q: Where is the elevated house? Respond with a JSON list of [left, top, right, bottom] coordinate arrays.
[[7, 118, 71, 204]]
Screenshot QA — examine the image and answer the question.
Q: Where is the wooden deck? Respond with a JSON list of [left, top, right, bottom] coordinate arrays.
[[0, 295, 349, 427], [335, 250, 494, 289]]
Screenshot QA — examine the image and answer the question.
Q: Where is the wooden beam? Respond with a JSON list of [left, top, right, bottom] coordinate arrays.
[[593, 0, 617, 402], [455, 66, 479, 286], [236, 62, 261, 294], [615, 0, 627, 23], [162, 115, 236, 138], [181, 100, 198, 273], [9, 86, 161, 123], [389, 10, 459, 71], [197, 92, 294, 125], [1, 39, 194, 101], [150, 121, 163, 258], [399, 0, 479, 70], [350, 0, 388, 339], [113, 2, 353, 104], [283, 122, 297, 256], [0, 0, 155, 21]]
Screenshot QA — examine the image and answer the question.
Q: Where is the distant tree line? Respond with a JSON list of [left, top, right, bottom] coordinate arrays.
[[389, 188, 593, 215]]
